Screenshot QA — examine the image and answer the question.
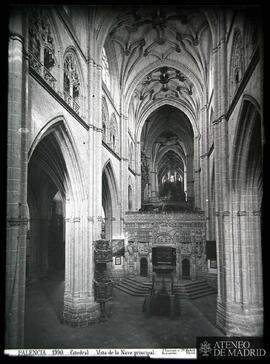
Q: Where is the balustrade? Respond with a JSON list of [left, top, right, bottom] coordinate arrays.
[[94, 239, 113, 321], [29, 52, 56, 89], [29, 52, 80, 114]]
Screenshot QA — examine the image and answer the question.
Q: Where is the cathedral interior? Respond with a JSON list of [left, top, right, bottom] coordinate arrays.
[[6, 4, 264, 350]]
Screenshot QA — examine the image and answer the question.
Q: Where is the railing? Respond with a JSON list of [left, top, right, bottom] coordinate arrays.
[[29, 53, 43, 76], [64, 91, 73, 107], [64, 91, 80, 114], [29, 52, 81, 115], [43, 66, 56, 89], [29, 52, 56, 90]]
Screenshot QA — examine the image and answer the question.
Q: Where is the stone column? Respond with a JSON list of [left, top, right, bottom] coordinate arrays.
[[62, 55, 100, 326], [212, 18, 227, 330], [212, 11, 261, 335], [92, 62, 103, 240], [200, 103, 211, 239], [135, 141, 141, 210], [6, 8, 29, 348], [183, 166, 187, 200], [193, 136, 200, 207], [150, 169, 158, 201], [120, 105, 129, 230]]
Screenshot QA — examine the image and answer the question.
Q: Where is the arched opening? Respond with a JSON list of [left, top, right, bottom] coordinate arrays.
[[140, 257, 148, 277], [27, 132, 67, 283], [25, 120, 94, 331], [102, 170, 112, 240], [182, 259, 190, 279], [158, 150, 186, 204], [63, 52, 81, 113], [49, 192, 65, 271], [102, 161, 119, 240], [140, 105, 194, 211]]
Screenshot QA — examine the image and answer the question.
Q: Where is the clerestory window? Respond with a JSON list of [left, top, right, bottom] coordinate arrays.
[[63, 53, 80, 114]]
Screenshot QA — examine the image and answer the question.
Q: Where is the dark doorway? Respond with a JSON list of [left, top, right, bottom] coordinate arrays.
[[140, 257, 148, 277], [27, 133, 67, 281], [182, 258, 190, 279], [48, 193, 65, 271]]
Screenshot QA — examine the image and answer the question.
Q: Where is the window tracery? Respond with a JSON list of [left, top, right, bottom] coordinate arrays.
[[28, 8, 56, 89], [230, 30, 244, 101], [63, 53, 80, 114]]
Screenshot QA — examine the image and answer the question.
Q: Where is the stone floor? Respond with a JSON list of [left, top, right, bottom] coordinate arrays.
[[24, 270, 222, 349]]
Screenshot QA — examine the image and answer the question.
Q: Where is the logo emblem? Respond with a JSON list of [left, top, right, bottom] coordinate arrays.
[[199, 340, 212, 356]]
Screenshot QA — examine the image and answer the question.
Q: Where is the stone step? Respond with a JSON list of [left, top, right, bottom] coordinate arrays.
[[125, 277, 152, 288], [116, 277, 217, 299], [174, 280, 210, 288], [117, 283, 151, 295], [174, 286, 216, 295], [187, 291, 217, 300], [116, 284, 147, 297]]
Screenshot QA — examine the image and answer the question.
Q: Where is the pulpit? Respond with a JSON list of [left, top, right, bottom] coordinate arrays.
[[94, 240, 113, 322], [144, 246, 178, 318]]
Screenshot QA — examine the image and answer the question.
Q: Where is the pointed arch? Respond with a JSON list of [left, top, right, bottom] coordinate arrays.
[[136, 99, 199, 142], [102, 159, 120, 239], [28, 116, 87, 215], [102, 159, 120, 206], [227, 96, 263, 329], [231, 95, 262, 197]]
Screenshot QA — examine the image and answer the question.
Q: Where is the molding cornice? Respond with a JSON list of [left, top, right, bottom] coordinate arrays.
[[7, 217, 28, 226], [102, 83, 121, 117], [9, 31, 24, 43], [102, 141, 121, 161], [128, 167, 136, 176]]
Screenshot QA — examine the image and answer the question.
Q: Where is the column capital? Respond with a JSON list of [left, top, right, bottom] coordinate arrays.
[[237, 211, 247, 216], [9, 31, 24, 43], [222, 211, 230, 217]]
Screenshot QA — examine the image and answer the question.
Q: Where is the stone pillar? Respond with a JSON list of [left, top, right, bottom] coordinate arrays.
[[62, 55, 100, 326], [62, 212, 99, 326], [92, 63, 103, 240], [200, 103, 211, 239], [135, 141, 141, 210], [213, 12, 263, 336], [6, 9, 29, 348], [193, 136, 200, 207], [150, 169, 158, 201], [213, 16, 228, 331], [120, 109, 129, 223], [183, 166, 187, 200]]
